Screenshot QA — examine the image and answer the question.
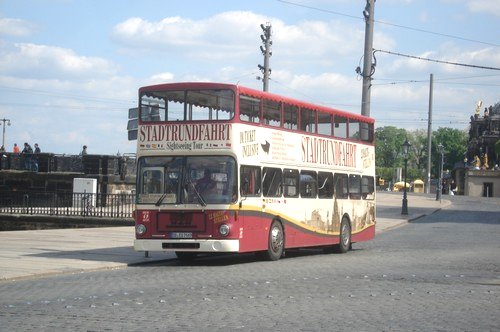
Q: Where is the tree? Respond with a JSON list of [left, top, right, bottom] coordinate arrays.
[[433, 127, 468, 172], [375, 126, 408, 168], [407, 129, 428, 171]]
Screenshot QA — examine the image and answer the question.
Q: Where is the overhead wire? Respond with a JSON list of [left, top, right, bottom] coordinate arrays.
[[373, 74, 500, 86], [276, 0, 499, 47], [374, 49, 500, 71], [0, 86, 135, 105]]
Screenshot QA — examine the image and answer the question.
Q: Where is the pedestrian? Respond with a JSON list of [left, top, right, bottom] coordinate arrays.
[[21, 142, 33, 170], [33, 143, 41, 172], [13, 143, 20, 153], [80, 145, 88, 155]]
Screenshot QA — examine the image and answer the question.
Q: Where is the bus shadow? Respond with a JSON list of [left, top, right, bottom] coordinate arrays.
[[26, 246, 157, 264], [149, 247, 361, 267]]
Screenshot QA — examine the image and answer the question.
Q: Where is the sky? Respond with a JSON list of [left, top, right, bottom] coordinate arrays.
[[0, 0, 499, 155]]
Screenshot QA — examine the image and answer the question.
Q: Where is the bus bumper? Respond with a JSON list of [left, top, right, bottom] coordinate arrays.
[[134, 239, 240, 253]]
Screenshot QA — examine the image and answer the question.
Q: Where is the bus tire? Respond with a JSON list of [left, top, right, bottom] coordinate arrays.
[[335, 217, 351, 254], [265, 220, 284, 261], [175, 251, 197, 261]]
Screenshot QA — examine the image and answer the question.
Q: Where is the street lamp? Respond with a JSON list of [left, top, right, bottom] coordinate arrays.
[[436, 143, 444, 202], [1, 118, 11, 149], [401, 138, 411, 215]]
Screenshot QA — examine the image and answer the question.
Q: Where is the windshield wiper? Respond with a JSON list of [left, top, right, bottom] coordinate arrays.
[[155, 193, 168, 206], [186, 179, 206, 206]]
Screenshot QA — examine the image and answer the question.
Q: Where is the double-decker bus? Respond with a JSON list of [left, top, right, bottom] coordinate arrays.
[[133, 82, 375, 261]]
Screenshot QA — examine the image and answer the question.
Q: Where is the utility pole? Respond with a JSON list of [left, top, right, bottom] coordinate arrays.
[[258, 22, 272, 92], [360, 0, 375, 117], [436, 143, 444, 202], [1, 118, 11, 149], [426, 73, 433, 194]]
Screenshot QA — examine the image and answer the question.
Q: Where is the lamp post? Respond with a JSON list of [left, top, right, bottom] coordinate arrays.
[[1, 118, 11, 149], [401, 138, 411, 215], [436, 143, 444, 202]]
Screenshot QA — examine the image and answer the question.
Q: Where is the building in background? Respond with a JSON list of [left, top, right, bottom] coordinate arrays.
[[456, 102, 500, 197]]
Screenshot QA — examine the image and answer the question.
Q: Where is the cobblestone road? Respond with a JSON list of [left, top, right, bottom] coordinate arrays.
[[1, 196, 499, 331]]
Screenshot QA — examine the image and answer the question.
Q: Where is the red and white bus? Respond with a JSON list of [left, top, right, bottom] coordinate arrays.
[[133, 82, 375, 261]]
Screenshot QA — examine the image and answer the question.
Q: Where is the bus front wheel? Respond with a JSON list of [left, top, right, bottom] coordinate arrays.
[[265, 221, 284, 261]]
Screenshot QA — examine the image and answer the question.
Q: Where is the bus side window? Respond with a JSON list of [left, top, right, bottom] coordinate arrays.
[[240, 95, 260, 124], [300, 170, 317, 198], [317, 112, 332, 136], [283, 168, 299, 197], [349, 119, 360, 141], [333, 173, 349, 199], [349, 174, 362, 200], [362, 176, 375, 200], [300, 108, 316, 133], [318, 172, 333, 198], [263, 99, 281, 127], [283, 104, 298, 130], [262, 167, 282, 197], [334, 116, 347, 139], [360, 122, 374, 142], [240, 165, 261, 196]]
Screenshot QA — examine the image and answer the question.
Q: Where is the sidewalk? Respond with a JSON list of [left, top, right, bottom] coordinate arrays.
[[375, 192, 451, 232], [0, 192, 450, 281]]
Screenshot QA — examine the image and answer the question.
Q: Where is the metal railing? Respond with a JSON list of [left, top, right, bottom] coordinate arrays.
[[0, 152, 137, 177], [0, 192, 135, 218]]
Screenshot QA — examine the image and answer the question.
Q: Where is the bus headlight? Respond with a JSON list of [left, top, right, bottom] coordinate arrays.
[[219, 224, 230, 237], [136, 224, 147, 235]]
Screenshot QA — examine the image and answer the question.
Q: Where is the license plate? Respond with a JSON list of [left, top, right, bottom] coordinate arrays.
[[170, 232, 193, 239]]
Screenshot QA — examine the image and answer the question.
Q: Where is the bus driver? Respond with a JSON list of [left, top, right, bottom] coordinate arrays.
[[196, 169, 216, 195]]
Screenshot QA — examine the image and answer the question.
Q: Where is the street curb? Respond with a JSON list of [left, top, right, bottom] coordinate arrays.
[[0, 213, 133, 231], [408, 204, 448, 223]]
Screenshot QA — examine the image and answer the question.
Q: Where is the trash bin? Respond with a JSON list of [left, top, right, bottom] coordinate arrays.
[[413, 179, 424, 193]]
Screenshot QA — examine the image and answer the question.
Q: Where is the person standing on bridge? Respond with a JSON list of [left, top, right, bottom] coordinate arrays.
[[21, 142, 33, 170], [33, 143, 41, 172], [80, 145, 88, 156]]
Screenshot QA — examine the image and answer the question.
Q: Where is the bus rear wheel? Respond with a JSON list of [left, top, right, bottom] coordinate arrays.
[[335, 218, 351, 253], [175, 251, 197, 262], [264, 221, 284, 261]]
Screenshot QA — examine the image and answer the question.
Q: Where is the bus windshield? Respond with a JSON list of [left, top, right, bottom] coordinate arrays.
[[140, 89, 235, 122], [137, 156, 237, 205]]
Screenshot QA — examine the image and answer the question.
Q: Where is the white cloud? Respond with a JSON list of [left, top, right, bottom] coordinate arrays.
[[466, 0, 500, 17], [0, 41, 138, 155], [111, 11, 394, 71], [111, 11, 270, 60], [0, 43, 119, 80], [150, 72, 175, 83], [0, 17, 37, 37]]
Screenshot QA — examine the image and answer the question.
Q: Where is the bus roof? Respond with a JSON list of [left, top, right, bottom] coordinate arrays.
[[139, 82, 375, 124]]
